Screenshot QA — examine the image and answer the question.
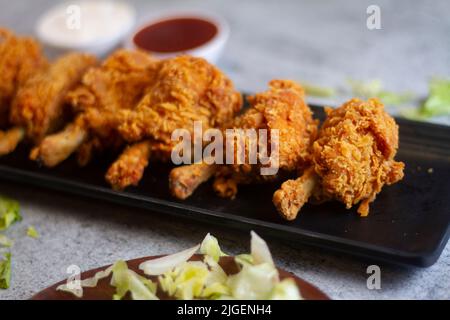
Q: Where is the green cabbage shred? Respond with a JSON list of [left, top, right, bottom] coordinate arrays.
[[0, 252, 11, 289], [0, 195, 21, 231], [57, 232, 303, 300]]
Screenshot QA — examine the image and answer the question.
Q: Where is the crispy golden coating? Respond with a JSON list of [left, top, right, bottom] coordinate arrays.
[[0, 52, 95, 157], [313, 98, 405, 213], [67, 49, 158, 160], [31, 54, 241, 189], [0, 29, 47, 128], [0, 127, 24, 155], [169, 80, 318, 199], [10, 52, 97, 143], [117, 55, 243, 147], [273, 98, 405, 220], [213, 80, 318, 198], [105, 141, 152, 190], [67, 49, 158, 132], [32, 49, 156, 167], [107, 55, 242, 190]]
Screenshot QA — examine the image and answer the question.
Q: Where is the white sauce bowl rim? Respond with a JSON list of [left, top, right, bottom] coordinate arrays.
[[35, 0, 136, 50]]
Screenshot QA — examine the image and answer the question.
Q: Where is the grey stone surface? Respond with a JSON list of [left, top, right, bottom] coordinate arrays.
[[0, 0, 449, 300]]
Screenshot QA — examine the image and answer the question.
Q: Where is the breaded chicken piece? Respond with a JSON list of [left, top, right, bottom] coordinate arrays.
[[273, 98, 405, 220], [105, 55, 242, 190], [31, 49, 156, 167], [0, 28, 47, 128], [170, 80, 318, 200], [117, 55, 242, 143], [105, 140, 152, 190], [0, 52, 96, 156]]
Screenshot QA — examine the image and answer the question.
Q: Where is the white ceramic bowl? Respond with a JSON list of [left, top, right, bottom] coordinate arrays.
[[125, 11, 230, 64], [35, 0, 136, 57]]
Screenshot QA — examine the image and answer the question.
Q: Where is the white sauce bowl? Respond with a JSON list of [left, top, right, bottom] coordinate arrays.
[[35, 0, 136, 56]]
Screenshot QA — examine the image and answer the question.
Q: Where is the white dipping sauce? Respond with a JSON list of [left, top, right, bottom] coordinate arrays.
[[36, 0, 135, 54]]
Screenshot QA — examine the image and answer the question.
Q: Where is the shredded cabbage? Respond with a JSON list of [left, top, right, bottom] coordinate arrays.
[[111, 260, 158, 300], [270, 278, 303, 300], [200, 233, 227, 262], [420, 78, 450, 117], [157, 254, 231, 300], [57, 261, 158, 300], [300, 82, 336, 98], [0, 234, 13, 247], [57, 265, 113, 298], [81, 266, 113, 287], [0, 252, 11, 289], [57, 232, 304, 300], [139, 244, 199, 276], [203, 255, 227, 284], [202, 255, 230, 298], [27, 226, 39, 239], [347, 78, 415, 105], [227, 262, 279, 300], [250, 231, 275, 267], [348, 78, 383, 98], [0, 196, 21, 231], [158, 261, 209, 300], [234, 254, 254, 267]]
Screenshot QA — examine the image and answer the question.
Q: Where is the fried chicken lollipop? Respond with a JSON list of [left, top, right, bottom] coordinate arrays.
[[0, 28, 47, 148], [0, 29, 47, 126], [105, 55, 243, 190], [0, 52, 96, 156], [31, 49, 157, 167], [273, 98, 405, 220], [169, 80, 318, 200]]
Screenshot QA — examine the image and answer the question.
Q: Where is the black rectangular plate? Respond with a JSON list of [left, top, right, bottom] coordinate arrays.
[[0, 105, 449, 267]]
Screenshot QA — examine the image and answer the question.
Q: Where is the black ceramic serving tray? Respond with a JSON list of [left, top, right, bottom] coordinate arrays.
[[0, 105, 449, 267]]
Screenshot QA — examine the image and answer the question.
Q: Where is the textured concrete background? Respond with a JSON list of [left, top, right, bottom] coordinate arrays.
[[0, 0, 449, 299]]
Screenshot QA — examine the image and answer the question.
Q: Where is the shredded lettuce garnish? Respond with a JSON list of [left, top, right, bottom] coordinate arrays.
[[0, 195, 21, 231], [57, 261, 158, 300], [0, 234, 13, 247], [234, 254, 254, 267], [0, 196, 20, 290], [58, 232, 303, 300], [269, 278, 303, 300], [57, 265, 114, 298], [421, 78, 450, 116], [0, 252, 11, 289], [139, 244, 200, 276], [27, 226, 39, 239], [158, 258, 231, 300], [250, 231, 275, 267], [200, 233, 227, 262], [347, 78, 416, 105], [348, 78, 384, 98], [159, 261, 210, 299], [404, 78, 450, 119], [111, 260, 158, 300], [227, 263, 279, 299], [300, 82, 336, 98], [377, 91, 416, 106]]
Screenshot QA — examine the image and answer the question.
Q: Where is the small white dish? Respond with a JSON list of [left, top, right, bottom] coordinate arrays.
[[35, 0, 136, 56], [125, 11, 230, 64]]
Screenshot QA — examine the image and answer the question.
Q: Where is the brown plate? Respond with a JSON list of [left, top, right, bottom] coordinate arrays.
[[31, 254, 329, 300]]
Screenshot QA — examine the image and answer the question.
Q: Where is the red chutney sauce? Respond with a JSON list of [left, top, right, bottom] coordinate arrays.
[[133, 17, 218, 53]]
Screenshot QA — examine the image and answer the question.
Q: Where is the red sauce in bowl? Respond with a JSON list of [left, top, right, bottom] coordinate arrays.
[[133, 17, 218, 53]]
